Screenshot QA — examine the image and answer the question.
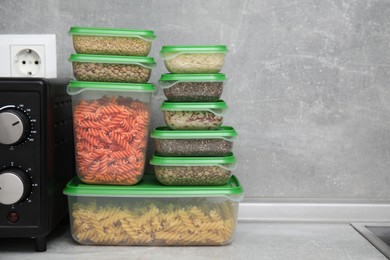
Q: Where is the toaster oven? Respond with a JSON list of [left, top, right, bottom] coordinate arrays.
[[0, 78, 75, 251]]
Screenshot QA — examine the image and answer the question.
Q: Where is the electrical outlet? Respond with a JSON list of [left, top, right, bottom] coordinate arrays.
[[0, 34, 57, 78]]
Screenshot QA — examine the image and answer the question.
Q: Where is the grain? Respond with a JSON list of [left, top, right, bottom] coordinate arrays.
[[73, 35, 151, 56], [163, 82, 223, 102], [154, 165, 231, 185], [72, 62, 151, 83], [164, 53, 225, 73], [164, 111, 223, 130], [155, 138, 233, 157]]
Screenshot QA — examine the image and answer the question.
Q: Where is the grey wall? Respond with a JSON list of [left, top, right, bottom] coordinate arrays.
[[2, 0, 390, 199]]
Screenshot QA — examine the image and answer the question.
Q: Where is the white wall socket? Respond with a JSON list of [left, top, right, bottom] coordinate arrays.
[[0, 34, 57, 78]]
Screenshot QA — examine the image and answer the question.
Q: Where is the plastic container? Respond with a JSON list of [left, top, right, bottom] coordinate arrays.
[[160, 45, 228, 74], [151, 126, 237, 157], [69, 54, 156, 83], [161, 100, 227, 130], [64, 175, 243, 245], [67, 80, 155, 185], [69, 27, 156, 56], [159, 73, 227, 102], [150, 153, 236, 186]]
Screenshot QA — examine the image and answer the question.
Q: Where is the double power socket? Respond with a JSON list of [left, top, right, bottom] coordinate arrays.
[[0, 34, 57, 78]]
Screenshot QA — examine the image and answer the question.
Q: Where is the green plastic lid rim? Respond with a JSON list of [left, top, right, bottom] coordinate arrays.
[[68, 54, 156, 69], [159, 74, 227, 89], [160, 45, 228, 60], [150, 153, 236, 165], [63, 175, 244, 201], [67, 81, 155, 95], [69, 26, 156, 41], [150, 126, 237, 141]]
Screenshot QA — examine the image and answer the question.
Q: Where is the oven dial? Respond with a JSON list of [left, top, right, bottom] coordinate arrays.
[[0, 168, 31, 205], [0, 108, 30, 145]]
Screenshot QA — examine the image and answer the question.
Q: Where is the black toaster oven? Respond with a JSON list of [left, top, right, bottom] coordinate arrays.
[[0, 78, 75, 251]]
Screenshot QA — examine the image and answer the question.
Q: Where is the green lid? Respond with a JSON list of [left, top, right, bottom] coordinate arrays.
[[64, 175, 243, 200], [161, 100, 227, 112], [151, 126, 237, 140], [69, 26, 156, 40], [160, 45, 228, 55], [69, 54, 156, 68], [150, 153, 236, 166], [67, 80, 155, 95], [160, 73, 227, 82]]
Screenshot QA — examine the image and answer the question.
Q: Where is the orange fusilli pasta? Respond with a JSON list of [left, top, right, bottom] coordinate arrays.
[[73, 95, 150, 185]]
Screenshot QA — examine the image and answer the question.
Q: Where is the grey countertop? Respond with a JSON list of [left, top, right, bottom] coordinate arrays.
[[0, 222, 387, 260]]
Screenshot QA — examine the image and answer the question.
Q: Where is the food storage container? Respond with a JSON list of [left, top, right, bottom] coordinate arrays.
[[67, 80, 155, 185], [160, 45, 228, 74], [69, 54, 156, 83], [161, 100, 227, 130], [159, 73, 227, 102], [64, 174, 244, 245], [69, 26, 156, 56], [150, 153, 237, 186], [151, 126, 237, 157]]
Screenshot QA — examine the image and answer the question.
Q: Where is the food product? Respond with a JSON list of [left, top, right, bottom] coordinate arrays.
[[70, 199, 236, 245], [68, 81, 155, 185], [64, 175, 244, 246], [69, 54, 155, 83], [161, 101, 227, 130], [151, 126, 237, 157], [154, 166, 231, 186], [160, 45, 228, 74], [150, 154, 236, 186], [159, 74, 227, 102], [69, 27, 156, 56]]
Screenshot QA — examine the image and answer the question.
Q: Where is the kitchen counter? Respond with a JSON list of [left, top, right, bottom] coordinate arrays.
[[0, 222, 386, 260]]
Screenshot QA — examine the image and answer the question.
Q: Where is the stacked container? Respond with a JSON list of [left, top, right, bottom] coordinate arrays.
[[67, 27, 156, 185], [64, 37, 244, 246], [150, 45, 238, 186]]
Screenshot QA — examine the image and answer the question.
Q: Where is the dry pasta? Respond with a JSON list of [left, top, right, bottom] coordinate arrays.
[[73, 95, 150, 185], [70, 199, 237, 245]]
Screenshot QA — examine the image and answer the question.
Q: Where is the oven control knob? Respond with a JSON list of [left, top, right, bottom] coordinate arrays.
[[0, 168, 31, 205], [0, 108, 30, 145]]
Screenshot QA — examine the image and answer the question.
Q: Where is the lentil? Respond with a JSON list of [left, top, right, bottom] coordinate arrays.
[[164, 53, 225, 73], [163, 81, 223, 102], [154, 165, 231, 185], [155, 138, 233, 156], [72, 62, 151, 83], [164, 111, 223, 130], [73, 35, 151, 56]]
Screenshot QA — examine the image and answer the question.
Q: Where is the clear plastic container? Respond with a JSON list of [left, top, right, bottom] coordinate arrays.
[[161, 100, 227, 130], [67, 80, 154, 185], [151, 126, 237, 157], [150, 153, 236, 186], [63, 175, 244, 245], [69, 27, 156, 56], [159, 73, 227, 102], [69, 54, 156, 83], [160, 45, 228, 74]]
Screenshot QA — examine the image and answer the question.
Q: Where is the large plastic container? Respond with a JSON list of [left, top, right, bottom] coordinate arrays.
[[161, 100, 227, 130], [160, 45, 228, 74], [150, 153, 236, 186], [69, 27, 156, 56], [67, 80, 154, 185], [69, 54, 156, 83], [151, 126, 237, 157], [159, 73, 227, 102], [64, 175, 244, 245]]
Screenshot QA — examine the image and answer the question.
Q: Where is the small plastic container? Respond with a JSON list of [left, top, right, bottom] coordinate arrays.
[[69, 54, 156, 83], [69, 26, 156, 56], [64, 175, 244, 245], [150, 153, 236, 186], [151, 126, 237, 157], [161, 100, 227, 130], [67, 80, 155, 185], [159, 73, 227, 102], [160, 45, 228, 74]]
